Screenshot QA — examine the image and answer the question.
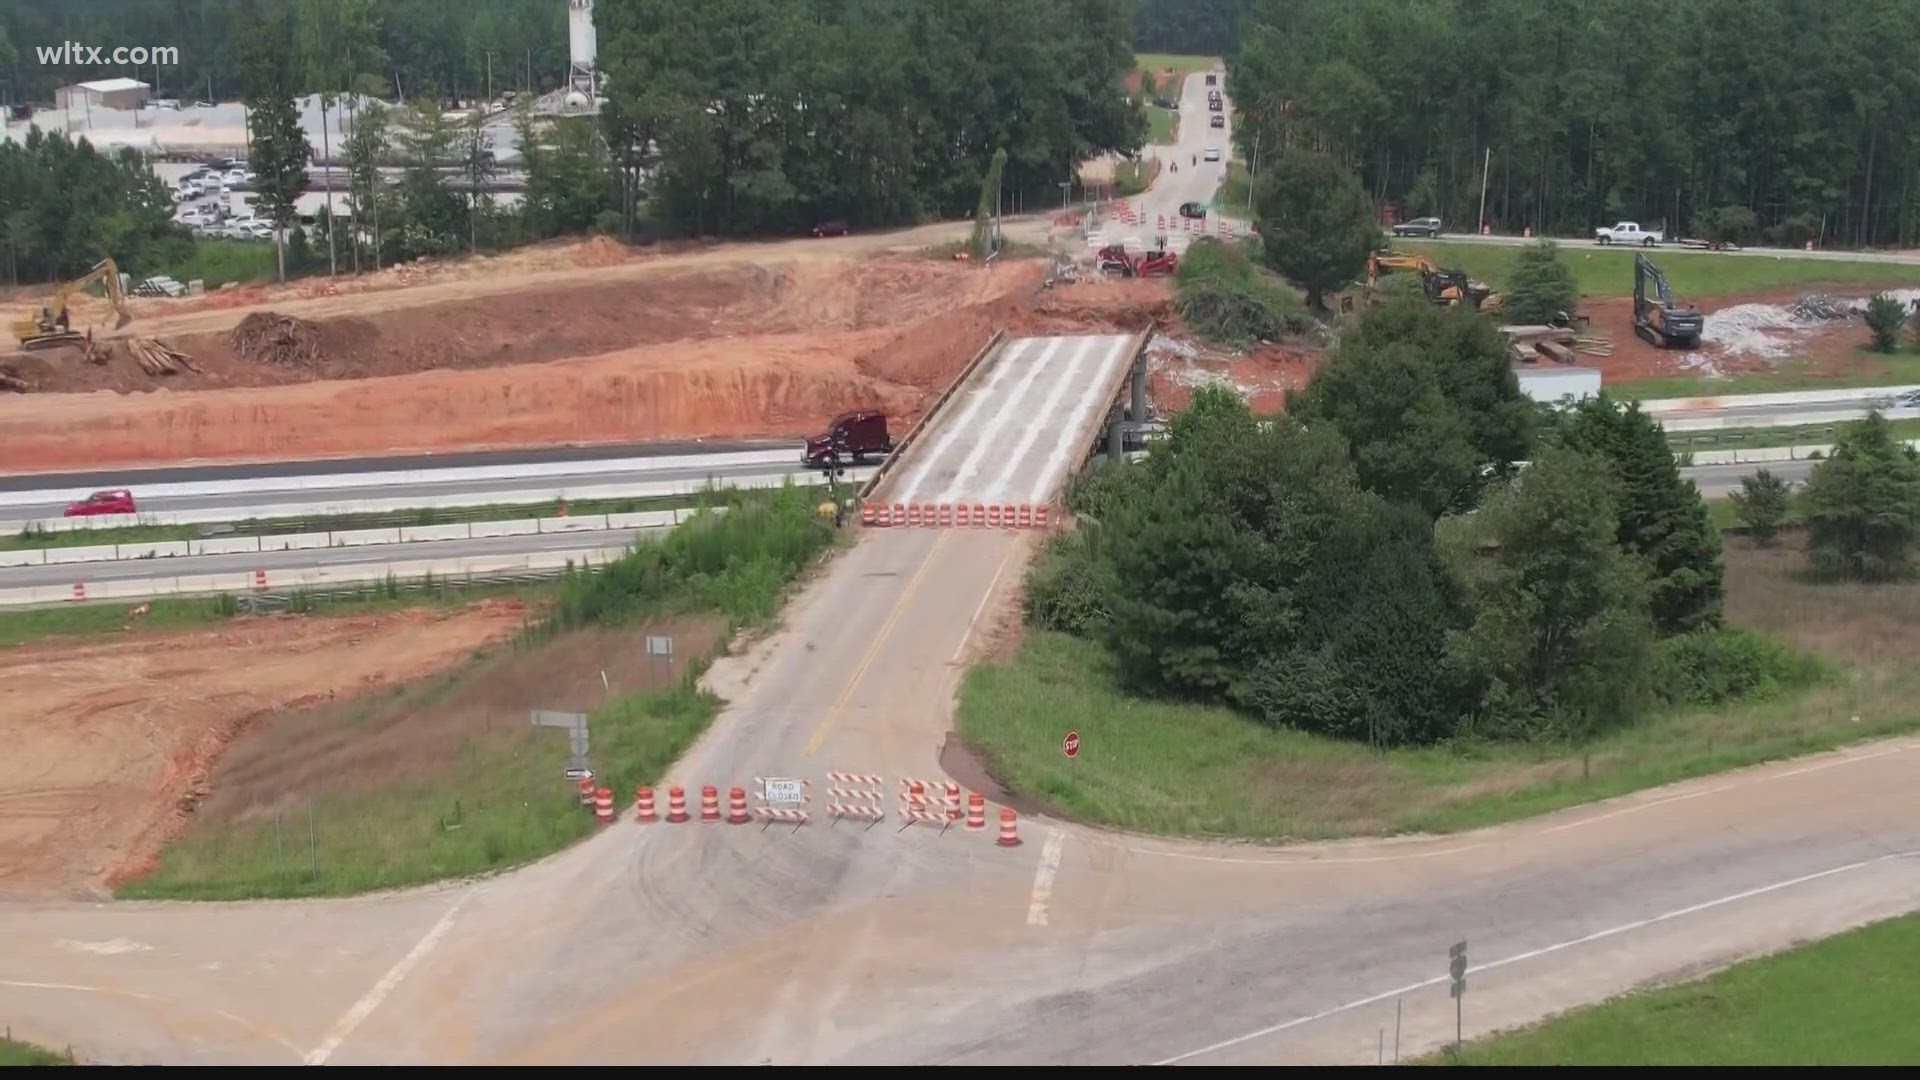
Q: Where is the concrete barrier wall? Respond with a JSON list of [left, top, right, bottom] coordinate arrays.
[[1639, 385, 1920, 415], [1686, 437, 1920, 466], [1662, 406, 1920, 433], [0, 467, 872, 533], [0, 448, 805, 508]]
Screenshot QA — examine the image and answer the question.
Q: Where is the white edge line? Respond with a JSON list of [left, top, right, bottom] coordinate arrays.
[[951, 544, 1018, 666], [1151, 849, 1920, 1065], [303, 888, 478, 1065], [1026, 830, 1067, 927]]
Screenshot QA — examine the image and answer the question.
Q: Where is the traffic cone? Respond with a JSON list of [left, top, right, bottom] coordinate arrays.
[[635, 786, 657, 823], [966, 792, 987, 831], [666, 785, 689, 823], [945, 781, 962, 822], [997, 808, 1022, 847], [577, 777, 596, 808], [594, 787, 615, 826], [728, 786, 751, 824], [700, 784, 721, 822]]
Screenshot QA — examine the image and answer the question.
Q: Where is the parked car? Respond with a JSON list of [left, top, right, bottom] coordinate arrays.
[[1209, 113, 1225, 128], [1594, 221, 1663, 246], [1392, 216, 1444, 238], [811, 219, 849, 237], [65, 489, 136, 517], [1178, 201, 1208, 219], [1203, 147, 1221, 162], [803, 410, 892, 468]]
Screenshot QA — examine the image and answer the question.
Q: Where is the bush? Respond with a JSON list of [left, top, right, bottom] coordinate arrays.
[[1864, 292, 1907, 353], [1650, 628, 1831, 708], [1801, 411, 1920, 581], [1692, 205, 1758, 246], [1729, 468, 1792, 544], [1174, 236, 1312, 348], [1024, 532, 1114, 636], [1501, 239, 1579, 325]]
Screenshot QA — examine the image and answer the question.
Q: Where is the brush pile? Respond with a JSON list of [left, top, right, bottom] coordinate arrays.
[[128, 337, 200, 376], [229, 311, 322, 367]]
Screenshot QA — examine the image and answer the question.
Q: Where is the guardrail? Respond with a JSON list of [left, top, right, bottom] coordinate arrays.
[[0, 467, 873, 534], [0, 507, 701, 568]]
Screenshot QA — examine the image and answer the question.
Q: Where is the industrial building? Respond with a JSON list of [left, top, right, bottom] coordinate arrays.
[[55, 78, 152, 112]]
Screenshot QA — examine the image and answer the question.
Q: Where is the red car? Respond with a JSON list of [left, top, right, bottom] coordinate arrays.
[[811, 219, 849, 237], [64, 489, 137, 517]]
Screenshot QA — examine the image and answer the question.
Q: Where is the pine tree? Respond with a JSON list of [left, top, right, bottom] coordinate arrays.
[[1801, 412, 1920, 580], [1252, 149, 1378, 311], [1502, 239, 1578, 325], [1729, 469, 1792, 545]]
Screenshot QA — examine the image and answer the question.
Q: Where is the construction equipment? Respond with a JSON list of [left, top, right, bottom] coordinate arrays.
[[1096, 242, 1178, 278], [1632, 253, 1702, 349], [11, 259, 132, 350], [1366, 252, 1501, 310]]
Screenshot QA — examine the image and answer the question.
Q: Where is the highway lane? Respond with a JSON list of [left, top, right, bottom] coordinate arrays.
[[1684, 459, 1811, 497], [0, 529, 655, 589], [0, 460, 814, 522], [0, 439, 795, 493], [1418, 230, 1920, 265]]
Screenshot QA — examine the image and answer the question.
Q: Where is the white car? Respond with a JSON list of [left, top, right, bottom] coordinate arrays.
[[1203, 147, 1221, 162]]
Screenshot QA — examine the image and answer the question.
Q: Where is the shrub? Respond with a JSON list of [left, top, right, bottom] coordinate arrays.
[[1801, 411, 1920, 580], [1024, 532, 1114, 636], [1692, 205, 1758, 246], [1173, 237, 1312, 347], [1501, 239, 1579, 325], [1729, 468, 1792, 544], [1650, 627, 1831, 708], [1864, 292, 1907, 353]]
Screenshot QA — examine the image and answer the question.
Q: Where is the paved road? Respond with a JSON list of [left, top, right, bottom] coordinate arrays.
[[1684, 459, 1813, 497], [0, 461, 808, 522], [1091, 64, 1240, 253], [0, 440, 794, 492], [1, 526, 1915, 1066], [0, 530, 654, 588], [874, 334, 1137, 510], [1418, 231, 1920, 265]]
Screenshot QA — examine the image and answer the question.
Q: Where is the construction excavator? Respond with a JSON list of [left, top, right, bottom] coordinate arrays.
[[11, 258, 132, 350], [1632, 252, 1702, 349], [1365, 252, 1501, 311]]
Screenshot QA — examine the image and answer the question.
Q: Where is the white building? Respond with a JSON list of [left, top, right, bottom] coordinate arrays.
[[56, 78, 152, 111]]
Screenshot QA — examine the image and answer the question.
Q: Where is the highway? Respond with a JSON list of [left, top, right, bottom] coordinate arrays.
[[0, 529, 651, 589], [4, 65, 1918, 1067], [1418, 230, 1920, 265], [1684, 459, 1813, 497]]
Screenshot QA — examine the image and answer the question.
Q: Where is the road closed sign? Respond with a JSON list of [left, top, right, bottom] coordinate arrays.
[[761, 777, 806, 806], [1063, 731, 1080, 758]]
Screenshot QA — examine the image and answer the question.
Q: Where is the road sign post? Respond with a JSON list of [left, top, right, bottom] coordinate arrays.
[[1448, 940, 1468, 1059], [1063, 731, 1080, 759]]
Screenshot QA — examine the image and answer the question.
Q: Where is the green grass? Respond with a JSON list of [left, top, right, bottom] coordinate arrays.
[[1211, 160, 1251, 216], [1114, 158, 1159, 199], [1396, 240, 1920, 301], [1667, 416, 1920, 453], [117, 489, 841, 899], [1145, 104, 1180, 145], [0, 1037, 72, 1065], [1136, 53, 1222, 74], [0, 491, 726, 552], [158, 237, 278, 289], [1429, 912, 1920, 1064], [1613, 352, 1920, 399], [959, 542, 1913, 840]]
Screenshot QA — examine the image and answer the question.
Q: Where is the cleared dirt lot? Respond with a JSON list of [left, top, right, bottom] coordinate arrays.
[[0, 602, 528, 898]]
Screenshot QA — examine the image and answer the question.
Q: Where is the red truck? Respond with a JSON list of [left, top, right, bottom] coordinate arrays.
[[803, 410, 893, 469]]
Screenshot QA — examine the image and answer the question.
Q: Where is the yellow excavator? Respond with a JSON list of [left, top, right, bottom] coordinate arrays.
[[1365, 252, 1502, 311], [11, 258, 132, 350]]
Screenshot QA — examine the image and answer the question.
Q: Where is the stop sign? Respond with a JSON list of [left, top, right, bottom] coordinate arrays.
[[1063, 731, 1080, 758]]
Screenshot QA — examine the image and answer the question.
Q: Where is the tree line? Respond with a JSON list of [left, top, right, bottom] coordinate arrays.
[[1231, 0, 1920, 248], [1029, 290, 1825, 748]]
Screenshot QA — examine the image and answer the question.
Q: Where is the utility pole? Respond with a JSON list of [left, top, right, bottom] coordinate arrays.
[[1477, 146, 1492, 234]]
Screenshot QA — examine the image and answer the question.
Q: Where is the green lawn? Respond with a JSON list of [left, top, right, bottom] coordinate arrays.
[[958, 542, 1912, 841], [1136, 53, 1222, 74], [1430, 912, 1920, 1064], [158, 237, 279, 289], [1397, 240, 1920, 300], [0, 1038, 71, 1065], [1, 490, 726, 552], [1613, 352, 1920, 399], [1145, 105, 1180, 145], [1211, 160, 1251, 216]]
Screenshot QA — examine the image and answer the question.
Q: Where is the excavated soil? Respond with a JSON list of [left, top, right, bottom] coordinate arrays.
[[0, 602, 529, 898], [0, 253, 1180, 474], [1582, 289, 1910, 385]]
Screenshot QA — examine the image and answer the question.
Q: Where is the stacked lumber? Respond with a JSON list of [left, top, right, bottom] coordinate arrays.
[[128, 337, 201, 376]]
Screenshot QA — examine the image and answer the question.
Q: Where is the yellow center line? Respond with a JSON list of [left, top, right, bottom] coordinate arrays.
[[804, 531, 950, 757]]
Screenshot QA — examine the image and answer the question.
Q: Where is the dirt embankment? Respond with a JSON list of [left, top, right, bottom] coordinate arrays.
[[1, 254, 1174, 474], [0, 603, 529, 898]]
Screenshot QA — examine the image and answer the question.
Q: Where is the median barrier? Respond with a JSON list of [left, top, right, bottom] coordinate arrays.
[[117, 541, 191, 559], [398, 523, 471, 543], [470, 518, 540, 538], [607, 509, 676, 529], [0, 549, 46, 567], [263, 532, 330, 551], [44, 544, 120, 565], [187, 535, 262, 556], [1638, 384, 1920, 415], [538, 514, 610, 533], [332, 527, 404, 547]]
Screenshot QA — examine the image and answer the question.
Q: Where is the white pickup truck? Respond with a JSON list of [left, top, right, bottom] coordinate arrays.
[[1594, 221, 1663, 246]]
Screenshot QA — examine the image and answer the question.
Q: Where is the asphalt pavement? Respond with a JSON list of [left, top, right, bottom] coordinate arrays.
[[1418, 230, 1920, 265], [1683, 459, 1812, 497]]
